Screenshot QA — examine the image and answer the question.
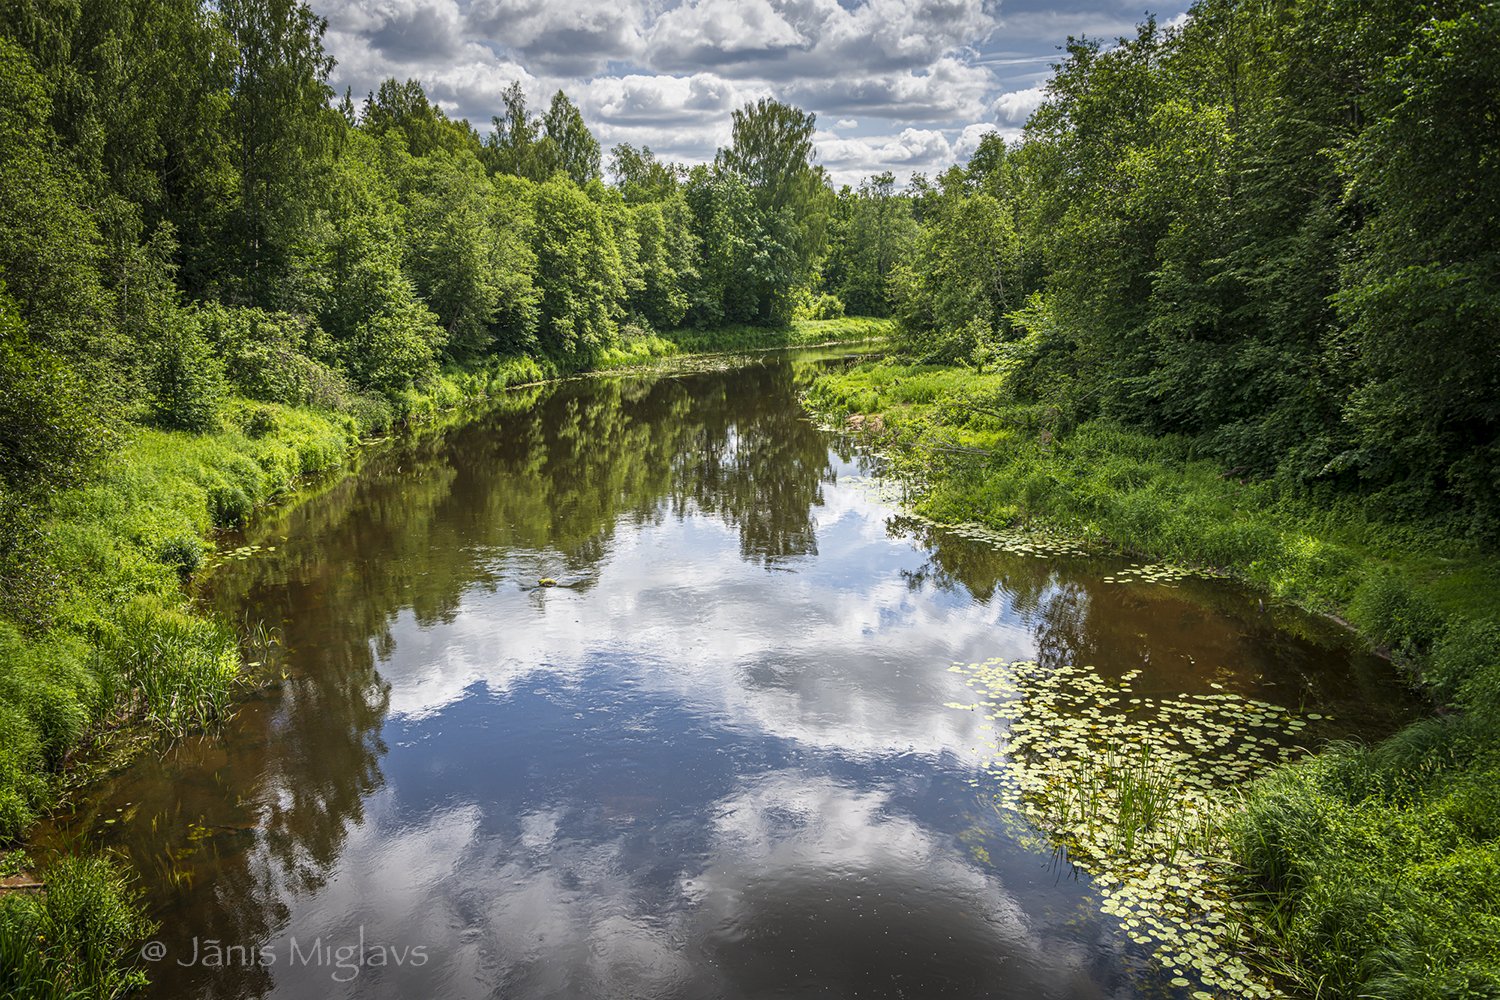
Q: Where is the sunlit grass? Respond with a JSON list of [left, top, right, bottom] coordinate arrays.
[[0, 853, 154, 1000]]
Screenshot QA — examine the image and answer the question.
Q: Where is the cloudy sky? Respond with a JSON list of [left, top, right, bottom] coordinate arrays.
[[315, 0, 1191, 185]]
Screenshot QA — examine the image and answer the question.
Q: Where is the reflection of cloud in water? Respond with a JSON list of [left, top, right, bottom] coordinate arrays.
[[682, 773, 1094, 997], [377, 479, 1039, 765], [255, 773, 1099, 999]]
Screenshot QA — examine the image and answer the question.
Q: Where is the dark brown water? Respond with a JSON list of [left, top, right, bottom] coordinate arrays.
[[40, 351, 1411, 999]]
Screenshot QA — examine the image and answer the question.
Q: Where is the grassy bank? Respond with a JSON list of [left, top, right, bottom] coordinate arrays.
[[0, 352, 572, 845], [658, 316, 893, 354], [804, 359, 1500, 998]]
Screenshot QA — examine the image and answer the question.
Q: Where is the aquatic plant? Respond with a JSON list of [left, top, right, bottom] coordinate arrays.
[[98, 599, 241, 739]]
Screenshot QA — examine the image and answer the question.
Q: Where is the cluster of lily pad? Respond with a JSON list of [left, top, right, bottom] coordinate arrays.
[[1102, 562, 1223, 586], [939, 520, 1092, 559], [946, 657, 1314, 998], [202, 540, 278, 572]]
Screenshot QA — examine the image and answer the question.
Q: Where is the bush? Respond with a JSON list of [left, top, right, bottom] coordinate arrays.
[[243, 406, 278, 439], [206, 483, 252, 530], [196, 304, 355, 409], [345, 393, 394, 435], [803, 292, 845, 320], [1350, 570, 1444, 659], [0, 702, 43, 840], [157, 533, 204, 576], [1429, 619, 1500, 705], [148, 319, 224, 433]]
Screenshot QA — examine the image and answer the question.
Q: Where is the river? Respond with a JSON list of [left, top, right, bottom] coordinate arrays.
[[38, 349, 1411, 999]]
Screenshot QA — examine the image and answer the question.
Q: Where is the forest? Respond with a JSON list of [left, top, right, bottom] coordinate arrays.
[[2, 0, 1498, 997]]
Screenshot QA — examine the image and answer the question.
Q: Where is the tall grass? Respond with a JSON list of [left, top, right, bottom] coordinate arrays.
[[0, 854, 154, 1000], [98, 600, 240, 738], [1056, 745, 1181, 856]]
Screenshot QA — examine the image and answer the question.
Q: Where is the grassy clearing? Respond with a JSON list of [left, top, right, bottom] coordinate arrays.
[[806, 359, 1500, 999]]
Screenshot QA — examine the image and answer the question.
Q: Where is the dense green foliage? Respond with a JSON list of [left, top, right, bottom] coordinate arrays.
[[974, 2, 1496, 535], [2, 0, 1495, 993]]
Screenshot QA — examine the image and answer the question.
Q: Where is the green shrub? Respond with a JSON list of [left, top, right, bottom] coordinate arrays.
[[1231, 734, 1500, 999], [1350, 570, 1445, 659], [148, 320, 224, 433], [346, 393, 394, 435], [803, 292, 845, 320], [206, 483, 252, 530], [1430, 618, 1500, 706], [157, 533, 203, 576], [196, 303, 352, 409], [243, 406, 278, 440]]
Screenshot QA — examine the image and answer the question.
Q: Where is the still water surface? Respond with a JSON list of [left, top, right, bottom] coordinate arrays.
[[44, 351, 1410, 999]]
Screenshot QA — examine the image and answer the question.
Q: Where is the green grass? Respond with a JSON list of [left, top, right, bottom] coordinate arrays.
[[805, 358, 1500, 999], [0, 398, 369, 844], [659, 316, 895, 353]]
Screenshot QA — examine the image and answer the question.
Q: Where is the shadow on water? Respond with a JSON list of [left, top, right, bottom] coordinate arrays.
[[35, 351, 1414, 1000]]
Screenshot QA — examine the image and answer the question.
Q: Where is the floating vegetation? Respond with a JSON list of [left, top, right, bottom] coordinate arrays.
[[940, 520, 1091, 559], [1101, 562, 1224, 586], [201, 541, 272, 572], [948, 658, 1308, 998]]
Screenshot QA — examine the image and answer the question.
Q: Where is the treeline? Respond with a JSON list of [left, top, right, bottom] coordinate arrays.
[[0, 0, 914, 625], [890, 0, 1499, 537]]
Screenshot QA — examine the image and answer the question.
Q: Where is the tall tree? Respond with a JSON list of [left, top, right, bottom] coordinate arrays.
[[484, 81, 557, 181], [716, 99, 829, 322], [362, 78, 478, 158], [609, 144, 679, 203], [542, 90, 600, 186], [718, 98, 817, 214], [218, 0, 337, 306]]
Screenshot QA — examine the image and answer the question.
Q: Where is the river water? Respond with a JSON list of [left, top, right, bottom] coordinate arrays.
[[40, 350, 1411, 999]]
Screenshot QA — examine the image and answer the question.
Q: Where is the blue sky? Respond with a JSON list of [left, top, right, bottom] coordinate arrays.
[[315, 0, 1192, 184]]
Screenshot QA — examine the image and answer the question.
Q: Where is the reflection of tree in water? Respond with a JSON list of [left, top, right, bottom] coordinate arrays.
[[895, 516, 1405, 722], [102, 359, 838, 998], [669, 363, 834, 564]]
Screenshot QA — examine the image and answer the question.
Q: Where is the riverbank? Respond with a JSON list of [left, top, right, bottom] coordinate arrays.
[[803, 359, 1500, 998], [0, 320, 891, 996]]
